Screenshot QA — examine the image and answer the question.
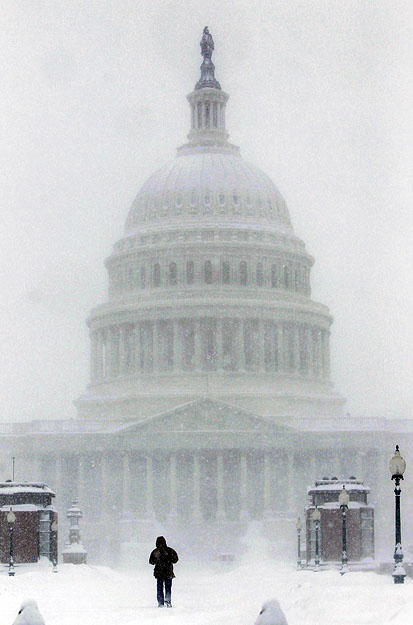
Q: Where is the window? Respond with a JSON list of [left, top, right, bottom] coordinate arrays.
[[283, 265, 290, 289], [205, 102, 210, 128], [233, 193, 239, 206], [239, 261, 247, 285], [197, 102, 202, 128], [219, 193, 225, 207], [256, 263, 263, 287], [222, 261, 230, 284], [204, 260, 213, 284], [186, 261, 194, 284], [271, 264, 278, 288], [204, 193, 210, 206], [169, 262, 177, 285], [153, 263, 161, 287], [191, 191, 197, 206]]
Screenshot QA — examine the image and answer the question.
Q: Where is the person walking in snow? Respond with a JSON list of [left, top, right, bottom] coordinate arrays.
[[149, 536, 179, 608], [12, 599, 46, 625]]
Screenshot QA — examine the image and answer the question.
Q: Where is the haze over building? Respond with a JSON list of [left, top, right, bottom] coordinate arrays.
[[0, 29, 411, 562]]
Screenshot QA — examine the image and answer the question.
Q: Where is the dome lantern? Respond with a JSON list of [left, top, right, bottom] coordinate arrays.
[[178, 28, 239, 156]]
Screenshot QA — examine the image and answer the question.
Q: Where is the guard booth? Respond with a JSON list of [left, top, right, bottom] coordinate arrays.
[[306, 477, 374, 564], [0, 482, 58, 564]]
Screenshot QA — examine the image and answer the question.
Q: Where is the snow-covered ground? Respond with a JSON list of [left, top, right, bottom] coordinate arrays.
[[2, 556, 413, 625]]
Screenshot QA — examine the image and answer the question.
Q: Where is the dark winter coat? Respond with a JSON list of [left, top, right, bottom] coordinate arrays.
[[149, 536, 179, 579]]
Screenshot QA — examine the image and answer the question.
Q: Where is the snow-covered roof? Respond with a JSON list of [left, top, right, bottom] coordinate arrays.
[[0, 482, 55, 496]]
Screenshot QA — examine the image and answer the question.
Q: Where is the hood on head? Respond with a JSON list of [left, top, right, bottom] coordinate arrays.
[[156, 536, 167, 548]]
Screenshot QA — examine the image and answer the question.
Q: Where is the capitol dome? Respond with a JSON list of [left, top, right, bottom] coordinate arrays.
[[125, 152, 292, 234], [76, 29, 344, 422]]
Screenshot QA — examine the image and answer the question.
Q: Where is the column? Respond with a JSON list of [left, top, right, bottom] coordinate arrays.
[[238, 320, 246, 371], [118, 325, 126, 376], [122, 453, 131, 516], [90, 331, 98, 383], [101, 453, 112, 522], [152, 321, 159, 373], [77, 454, 87, 509], [145, 455, 155, 519], [240, 452, 249, 520], [108, 327, 118, 378], [216, 452, 225, 520], [96, 330, 103, 380], [294, 323, 300, 373], [134, 323, 141, 373], [277, 323, 284, 372], [287, 451, 295, 515], [169, 453, 178, 519], [322, 330, 330, 380], [192, 452, 202, 521], [263, 451, 272, 519], [258, 319, 265, 371], [194, 319, 202, 371], [173, 321, 182, 372], [306, 325, 314, 377], [315, 329, 322, 378], [216, 318, 223, 371]]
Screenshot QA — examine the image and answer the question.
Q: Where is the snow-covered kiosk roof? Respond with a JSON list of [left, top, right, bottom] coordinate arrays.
[[0, 482, 55, 509], [307, 477, 370, 507]]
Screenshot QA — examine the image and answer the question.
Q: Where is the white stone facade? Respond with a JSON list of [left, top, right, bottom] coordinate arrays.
[[76, 48, 344, 421]]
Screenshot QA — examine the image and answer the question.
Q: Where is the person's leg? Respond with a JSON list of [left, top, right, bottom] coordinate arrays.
[[165, 578, 172, 606], [157, 578, 165, 606]]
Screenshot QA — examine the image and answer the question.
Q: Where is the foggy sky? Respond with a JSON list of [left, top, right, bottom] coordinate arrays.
[[0, 0, 412, 422]]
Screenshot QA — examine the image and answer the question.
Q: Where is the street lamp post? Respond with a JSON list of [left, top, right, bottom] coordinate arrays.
[[296, 517, 302, 569], [7, 508, 16, 577], [311, 506, 321, 570], [338, 486, 350, 575], [389, 445, 406, 584], [51, 520, 58, 572]]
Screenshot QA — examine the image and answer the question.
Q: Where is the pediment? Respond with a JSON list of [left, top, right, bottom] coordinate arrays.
[[122, 398, 293, 435]]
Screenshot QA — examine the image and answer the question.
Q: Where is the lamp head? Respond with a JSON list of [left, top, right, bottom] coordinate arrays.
[[311, 506, 321, 522], [338, 486, 350, 507], [390, 445, 406, 479]]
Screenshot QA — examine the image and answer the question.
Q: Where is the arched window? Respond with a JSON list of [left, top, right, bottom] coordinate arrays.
[[239, 261, 247, 285], [222, 261, 230, 284], [169, 262, 177, 285], [204, 260, 213, 284], [186, 261, 194, 284], [140, 266, 146, 289], [283, 265, 290, 289], [256, 263, 264, 287], [197, 102, 202, 128], [153, 263, 161, 287], [271, 264, 278, 288]]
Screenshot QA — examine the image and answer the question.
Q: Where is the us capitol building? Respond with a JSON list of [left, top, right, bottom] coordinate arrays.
[[1, 30, 411, 561]]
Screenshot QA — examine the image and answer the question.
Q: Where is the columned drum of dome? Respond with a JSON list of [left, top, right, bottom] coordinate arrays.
[[75, 30, 344, 421]]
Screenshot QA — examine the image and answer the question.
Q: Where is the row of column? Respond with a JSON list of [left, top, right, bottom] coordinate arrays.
[[25, 447, 390, 528], [90, 319, 330, 382]]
